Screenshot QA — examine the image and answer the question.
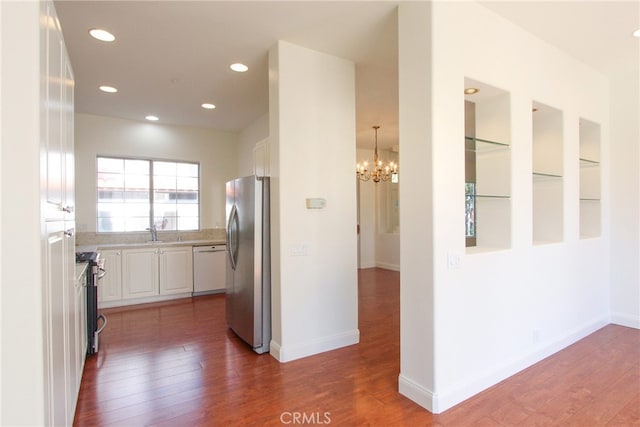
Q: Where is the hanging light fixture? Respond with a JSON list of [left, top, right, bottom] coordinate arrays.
[[356, 125, 398, 183]]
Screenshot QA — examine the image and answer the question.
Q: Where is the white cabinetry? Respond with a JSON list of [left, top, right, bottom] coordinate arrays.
[[123, 248, 159, 299], [43, 222, 69, 426], [99, 250, 122, 302], [40, 0, 78, 425], [110, 245, 193, 304], [253, 138, 270, 177], [2, 1, 76, 424], [73, 265, 87, 397], [160, 247, 194, 295]]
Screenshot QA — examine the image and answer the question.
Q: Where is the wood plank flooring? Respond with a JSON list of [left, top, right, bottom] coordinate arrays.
[[74, 268, 640, 426]]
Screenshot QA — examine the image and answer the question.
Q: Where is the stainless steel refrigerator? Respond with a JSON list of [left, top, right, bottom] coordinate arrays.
[[225, 176, 271, 354]]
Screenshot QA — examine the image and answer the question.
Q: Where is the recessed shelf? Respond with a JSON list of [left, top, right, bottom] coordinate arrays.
[[579, 118, 601, 239], [533, 172, 563, 181], [465, 136, 510, 153], [579, 158, 600, 167], [470, 194, 511, 199]]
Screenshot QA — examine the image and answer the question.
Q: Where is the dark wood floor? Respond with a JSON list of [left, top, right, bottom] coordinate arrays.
[[74, 268, 640, 426]]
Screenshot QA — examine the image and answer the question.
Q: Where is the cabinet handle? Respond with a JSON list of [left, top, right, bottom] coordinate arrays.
[[61, 205, 73, 213], [64, 230, 73, 238]]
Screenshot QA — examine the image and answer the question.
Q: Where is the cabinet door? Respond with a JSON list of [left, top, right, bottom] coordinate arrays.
[[73, 270, 86, 396], [122, 248, 159, 299], [76, 271, 87, 382], [98, 250, 122, 303], [44, 222, 69, 426], [62, 51, 75, 220], [159, 247, 194, 295]]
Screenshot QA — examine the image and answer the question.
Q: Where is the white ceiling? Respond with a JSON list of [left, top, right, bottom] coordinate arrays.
[[55, 1, 639, 150]]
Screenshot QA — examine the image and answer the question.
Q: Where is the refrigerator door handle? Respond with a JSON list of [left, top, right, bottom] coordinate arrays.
[[227, 204, 239, 271]]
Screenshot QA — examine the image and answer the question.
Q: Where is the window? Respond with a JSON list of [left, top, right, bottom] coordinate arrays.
[[97, 156, 199, 232]]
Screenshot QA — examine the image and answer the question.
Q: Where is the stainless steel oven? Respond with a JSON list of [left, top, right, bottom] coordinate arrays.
[[76, 251, 107, 354]]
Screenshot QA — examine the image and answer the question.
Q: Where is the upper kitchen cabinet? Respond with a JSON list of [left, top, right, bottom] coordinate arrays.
[[464, 78, 511, 252], [43, 5, 75, 221]]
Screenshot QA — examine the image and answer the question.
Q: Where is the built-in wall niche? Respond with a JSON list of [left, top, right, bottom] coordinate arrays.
[[377, 148, 399, 234], [579, 118, 601, 239], [464, 78, 511, 252], [532, 101, 564, 244]]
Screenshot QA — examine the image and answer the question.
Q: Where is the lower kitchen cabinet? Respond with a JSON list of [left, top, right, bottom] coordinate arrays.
[[99, 250, 122, 302], [101, 245, 194, 306], [159, 247, 194, 295], [123, 247, 159, 299], [73, 266, 87, 394]]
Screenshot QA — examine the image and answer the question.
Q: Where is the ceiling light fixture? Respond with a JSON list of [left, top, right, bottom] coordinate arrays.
[[99, 85, 118, 93], [464, 88, 479, 95], [356, 126, 398, 183], [89, 28, 115, 42], [634, 29, 640, 38], [230, 63, 248, 73], [201, 103, 216, 110], [145, 115, 159, 121]]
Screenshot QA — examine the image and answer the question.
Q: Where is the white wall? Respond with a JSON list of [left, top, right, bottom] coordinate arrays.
[[399, 1, 611, 413], [397, 1, 436, 408], [0, 2, 46, 424], [609, 64, 640, 328], [269, 41, 359, 362], [74, 113, 239, 232], [237, 113, 269, 177]]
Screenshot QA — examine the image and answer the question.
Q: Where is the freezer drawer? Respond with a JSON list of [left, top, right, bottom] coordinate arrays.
[[192, 245, 226, 295]]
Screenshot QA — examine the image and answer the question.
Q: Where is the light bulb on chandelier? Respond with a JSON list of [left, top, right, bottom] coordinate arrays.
[[356, 125, 398, 183]]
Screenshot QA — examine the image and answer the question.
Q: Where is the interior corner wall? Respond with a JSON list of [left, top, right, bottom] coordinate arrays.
[[609, 64, 640, 329], [268, 40, 359, 363], [397, 1, 437, 412], [74, 113, 239, 231], [428, 1, 610, 412]]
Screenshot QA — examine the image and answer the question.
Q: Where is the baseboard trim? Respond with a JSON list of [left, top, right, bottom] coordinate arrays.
[[434, 315, 610, 413], [399, 315, 610, 414], [398, 374, 437, 413], [270, 329, 360, 363], [376, 262, 400, 271], [611, 312, 640, 329]]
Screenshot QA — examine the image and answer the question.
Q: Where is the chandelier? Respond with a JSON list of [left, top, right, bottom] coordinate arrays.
[[356, 125, 398, 183]]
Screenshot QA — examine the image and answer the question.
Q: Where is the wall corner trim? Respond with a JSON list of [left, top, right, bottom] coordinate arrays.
[[273, 330, 360, 363], [398, 374, 438, 413]]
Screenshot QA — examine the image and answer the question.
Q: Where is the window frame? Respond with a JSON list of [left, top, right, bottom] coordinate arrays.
[[96, 155, 201, 233]]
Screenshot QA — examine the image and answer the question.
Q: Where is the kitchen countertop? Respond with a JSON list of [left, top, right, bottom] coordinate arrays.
[[77, 240, 226, 253]]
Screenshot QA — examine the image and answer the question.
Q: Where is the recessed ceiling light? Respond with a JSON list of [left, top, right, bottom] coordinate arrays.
[[464, 88, 479, 95], [201, 103, 216, 110], [633, 29, 640, 38], [89, 28, 115, 42], [230, 63, 248, 73], [99, 85, 118, 93], [145, 115, 159, 121]]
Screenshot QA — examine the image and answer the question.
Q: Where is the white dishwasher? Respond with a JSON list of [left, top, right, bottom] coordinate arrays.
[[192, 244, 226, 296]]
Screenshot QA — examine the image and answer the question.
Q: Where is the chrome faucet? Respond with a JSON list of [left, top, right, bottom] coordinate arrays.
[[146, 225, 158, 241]]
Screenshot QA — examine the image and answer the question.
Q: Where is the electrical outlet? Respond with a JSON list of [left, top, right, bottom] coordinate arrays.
[[290, 244, 309, 256], [447, 251, 462, 269]]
